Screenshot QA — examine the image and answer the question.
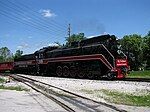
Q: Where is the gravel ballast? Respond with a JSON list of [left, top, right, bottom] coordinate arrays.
[[19, 74, 150, 112]]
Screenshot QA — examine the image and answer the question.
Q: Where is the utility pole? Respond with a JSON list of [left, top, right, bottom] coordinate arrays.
[[68, 23, 71, 38]]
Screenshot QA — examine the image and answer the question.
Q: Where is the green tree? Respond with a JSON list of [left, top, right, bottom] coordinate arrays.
[[120, 34, 143, 70], [0, 47, 12, 62], [147, 31, 150, 36], [65, 33, 86, 46], [14, 50, 23, 59], [143, 33, 150, 68], [0, 56, 4, 62]]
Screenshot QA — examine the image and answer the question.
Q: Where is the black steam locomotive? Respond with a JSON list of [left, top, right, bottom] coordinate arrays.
[[14, 34, 129, 79]]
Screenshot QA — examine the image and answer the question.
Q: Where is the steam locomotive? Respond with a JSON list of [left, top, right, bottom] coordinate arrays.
[[2, 34, 129, 79]]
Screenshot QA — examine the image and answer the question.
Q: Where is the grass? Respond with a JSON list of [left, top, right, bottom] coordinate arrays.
[[0, 77, 6, 83], [127, 70, 150, 78], [80, 89, 94, 94], [80, 89, 150, 107], [0, 85, 29, 91], [101, 89, 150, 107]]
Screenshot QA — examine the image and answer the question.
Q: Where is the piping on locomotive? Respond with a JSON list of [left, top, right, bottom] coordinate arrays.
[[2, 34, 129, 79]]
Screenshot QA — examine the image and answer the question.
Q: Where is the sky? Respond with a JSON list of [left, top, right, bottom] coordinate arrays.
[[0, 0, 150, 54]]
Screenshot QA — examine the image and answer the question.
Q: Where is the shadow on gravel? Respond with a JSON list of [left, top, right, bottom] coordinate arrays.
[[122, 78, 150, 82]]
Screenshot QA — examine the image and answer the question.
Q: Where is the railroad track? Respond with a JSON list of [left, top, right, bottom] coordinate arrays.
[[2, 73, 150, 83], [98, 77, 150, 82], [121, 78, 150, 82], [11, 75, 74, 112], [10, 74, 127, 112]]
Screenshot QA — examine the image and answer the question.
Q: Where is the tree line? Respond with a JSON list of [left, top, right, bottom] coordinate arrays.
[[120, 32, 150, 70], [0, 31, 149, 70], [0, 48, 23, 62]]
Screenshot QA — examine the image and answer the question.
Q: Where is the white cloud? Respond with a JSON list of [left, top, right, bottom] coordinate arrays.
[[17, 46, 23, 49], [39, 9, 56, 18], [17, 43, 29, 49]]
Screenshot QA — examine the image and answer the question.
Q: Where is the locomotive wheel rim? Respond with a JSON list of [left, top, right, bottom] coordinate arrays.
[[63, 66, 69, 77], [78, 72, 85, 78], [87, 72, 94, 79], [70, 71, 76, 77], [107, 72, 114, 80], [70, 66, 76, 77], [56, 66, 62, 76]]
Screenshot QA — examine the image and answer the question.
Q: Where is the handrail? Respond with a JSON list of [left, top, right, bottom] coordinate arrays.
[[101, 44, 115, 67], [83, 44, 115, 68]]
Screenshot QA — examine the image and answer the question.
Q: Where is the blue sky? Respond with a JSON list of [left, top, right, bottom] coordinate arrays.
[[0, 0, 150, 54]]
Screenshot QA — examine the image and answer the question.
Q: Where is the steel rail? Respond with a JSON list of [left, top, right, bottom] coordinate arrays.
[[12, 75, 75, 112], [122, 78, 150, 82]]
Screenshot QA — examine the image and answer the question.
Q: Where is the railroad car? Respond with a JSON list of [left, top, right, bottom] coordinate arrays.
[[13, 34, 129, 79], [0, 62, 14, 72]]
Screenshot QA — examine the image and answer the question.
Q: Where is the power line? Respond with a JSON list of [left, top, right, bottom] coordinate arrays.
[[0, 10, 66, 40], [0, 0, 70, 42], [0, 14, 53, 38], [0, 11, 52, 35], [0, 1, 65, 34], [5, 0, 67, 31]]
